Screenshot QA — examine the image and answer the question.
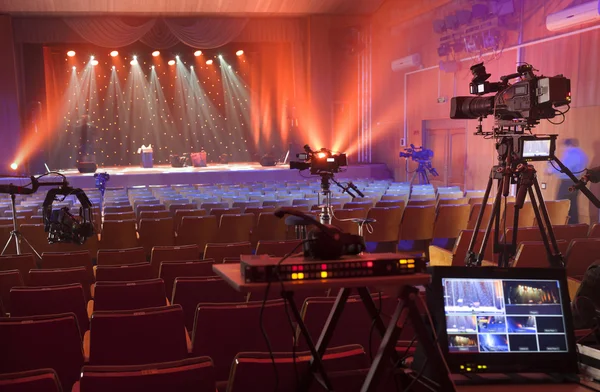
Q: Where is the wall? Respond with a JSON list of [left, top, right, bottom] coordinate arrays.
[[371, 0, 600, 223], [0, 15, 22, 171]]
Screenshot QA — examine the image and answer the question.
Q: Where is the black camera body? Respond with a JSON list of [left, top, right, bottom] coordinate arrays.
[[450, 62, 571, 127], [399, 144, 434, 162], [290, 145, 347, 175]]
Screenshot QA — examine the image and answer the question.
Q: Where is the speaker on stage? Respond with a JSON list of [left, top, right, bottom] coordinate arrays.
[[77, 162, 97, 173], [260, 154, 277, 167]]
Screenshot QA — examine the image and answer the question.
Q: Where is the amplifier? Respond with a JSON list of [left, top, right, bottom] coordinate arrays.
[[240, 253, 425, 283]]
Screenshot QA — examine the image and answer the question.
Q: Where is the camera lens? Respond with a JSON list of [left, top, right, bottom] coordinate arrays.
[[450, 96, 494, 119]]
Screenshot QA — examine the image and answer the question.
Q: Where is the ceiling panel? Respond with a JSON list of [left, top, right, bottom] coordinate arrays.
[[0, 0, 386, 16]]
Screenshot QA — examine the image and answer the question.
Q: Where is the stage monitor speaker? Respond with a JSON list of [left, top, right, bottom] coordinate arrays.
[[77, 162, 97, 173], [260, 155, 277, 167]]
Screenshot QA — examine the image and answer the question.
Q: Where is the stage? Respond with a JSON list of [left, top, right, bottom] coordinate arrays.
[[1, 163, 392, 189]]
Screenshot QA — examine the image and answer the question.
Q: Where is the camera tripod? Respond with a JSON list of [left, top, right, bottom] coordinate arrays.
[[410, 160, 439, 186], [1, 193, 41, 258], [316, 172, 363, 226], [466, 135, 566, 268]]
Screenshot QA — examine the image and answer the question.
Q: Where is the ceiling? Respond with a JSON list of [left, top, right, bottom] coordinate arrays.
[[0, 0, 387, 16]]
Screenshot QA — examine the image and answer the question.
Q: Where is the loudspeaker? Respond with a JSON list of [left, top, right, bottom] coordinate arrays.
[[77, 162, 97, 173], [260, 154, 277, 167]]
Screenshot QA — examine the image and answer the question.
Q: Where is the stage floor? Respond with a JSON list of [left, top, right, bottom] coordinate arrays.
[[1, 163, 392, 189]]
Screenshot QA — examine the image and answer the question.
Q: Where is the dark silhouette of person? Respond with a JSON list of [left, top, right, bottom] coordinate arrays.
[[77, 114, 97, 163]]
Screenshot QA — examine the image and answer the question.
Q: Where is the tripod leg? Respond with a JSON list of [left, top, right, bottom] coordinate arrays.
[[19, 234, 42, 260], [1, 232, 16, 256], [465, 173, 495, 266], [529, 183, 564, 268]]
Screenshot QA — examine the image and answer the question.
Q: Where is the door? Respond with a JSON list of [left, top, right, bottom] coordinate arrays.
[[423, 127, 466, 189]]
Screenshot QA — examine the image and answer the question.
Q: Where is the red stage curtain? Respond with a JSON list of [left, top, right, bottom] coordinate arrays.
[[61, 16, 249, 49]]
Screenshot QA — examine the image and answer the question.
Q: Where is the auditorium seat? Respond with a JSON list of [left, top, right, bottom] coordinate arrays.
[[537, 199, 571, 226], [512, 240, 569, 268], [138, 210, 171, 223], [407, 198, 436, 206], [244, 206, 277, 226], [503, 202, 535, 228], [216, 213, 254, 243], [168, 203, 197, 217], [231, 200, 262, 212], [375, 199, 405, 209], [10, 283, 89, 335], [398, 205, 436, 251], [343, 201, 373, 215], [134, 203, 164, 218], [103, 206, 133, 215], [73, 357, 216, 392], [0, 254, 37, 285], [173, 209, 206, 232], [227, 345, 369, 392], [432, 204, 470, 240], [255, 239, 303, 257], [150, 244, 200, 276], [589, 223, 600, 238], [95, 263, 154, 282], [331, 209, 365, 235], [0, 369, 62, 392], [262, 199, 292, 208], [159, 260, 216, 297], [0, 269, 23, 315], [209, 207, 242, 224], [191, 299, 292, 380], [40, 250, 93, 276], [437, 197, 468, 206], [250, 212, 287, 246], [99, 220, 138, 250], [89, 279, 167, 314], [0, 313, 84, 389], [467, 203, 493, 229], [29, 266, 93, 302], [199, 202, 229, 213], [138, 218, 175, 256], [86, 305, 189, 366], [103, 212, 136, 221], [203, 242, 252, 263], [176, 215, 218, 249], [553, 223, 589, 243], [565, 238, 600, 279], [172, 276, 249, 330], [364, 207, 404, 251], [429, 229, 495, 267], [97, 247, 147, 266]]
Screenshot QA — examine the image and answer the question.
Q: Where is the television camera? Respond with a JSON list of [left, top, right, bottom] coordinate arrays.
[[290, 145, 347, 175], [450, 62, 571, 129], [399, 144, 438, 185]]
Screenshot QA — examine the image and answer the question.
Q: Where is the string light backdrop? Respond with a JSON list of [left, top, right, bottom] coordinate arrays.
[[44, 44, 259, 168]]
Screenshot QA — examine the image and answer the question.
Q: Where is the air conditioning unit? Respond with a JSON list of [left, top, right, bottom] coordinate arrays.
[[546, 0, 600, 32], [391, 53, 421, 72]]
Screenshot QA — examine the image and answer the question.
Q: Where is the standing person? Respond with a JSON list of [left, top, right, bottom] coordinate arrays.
[[77, 114, 97, 164], [550, 138, 588, 223]]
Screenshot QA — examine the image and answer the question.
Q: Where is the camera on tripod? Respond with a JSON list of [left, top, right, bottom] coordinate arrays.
[[450, 62, 571, 127], [290, 145, 347, 175], [399, 144, 434, 162]]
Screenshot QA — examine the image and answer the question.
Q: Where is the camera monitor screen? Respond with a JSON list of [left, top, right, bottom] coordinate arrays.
[[429, 267, 577, 374], [521, 137, 555, 161]]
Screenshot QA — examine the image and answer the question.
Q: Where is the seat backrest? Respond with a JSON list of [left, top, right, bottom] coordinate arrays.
[[501, 226, 542, 243], [255, 240, 303, 257], [104, 212, 136, 221], [191, 300, 291, 381], [151, 244, 200, 276], [159, 260, 216, 298], [503, 202, 535, 227], [10, 283, 89, 334], [172, 276, 248, 330], [252, 212, 287, 243], [565, 238, 600, 278], [0, 269, 23, 315], [28, 266, 93, 302], [513, 240, 569, 268], [138, 210, 171, 222], [217, 214, 254, 243], [104, 206, 133, 214], [244, 206, 276, 226], [40, 251, 93, 277], [228, 345, 368, 392], [89, 305, 188, 366], [552, 223, 590, 243], [78, 357, 216, 392], [467, 203, 493, 230], [176, 216, 218, 250], [200, 202, 229, 213], [452, 229, 495, 265], [398, 205, 436, 241], [543, 199, 571, 225], [95, 263, 154, 282], [210, 208, 242, 223], [432, 204, 471, 239], [97, 247, 147, 266], [331, 209, 365, 235], [232, 200, 262, 212], [203, 242, 252, 263], [174, 209, 206, 232], [0, 254, 37, 285], [364, 207, 404, 242], [0, 369, 62, 392], [138, 218, 175, 256], [93, 278, 167, 311], [100, 219, 138, 250], [589, 223, 600, 238], [0, 313, 83, 389]]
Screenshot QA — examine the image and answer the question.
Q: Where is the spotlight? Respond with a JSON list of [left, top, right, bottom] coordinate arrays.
[[206, 59, 213, 65], [218, 54, 223, 59], [194, 50, 202, 57], [67, 50, 76, 57], [10, 162, 18, 171], [112, 65, 116, 70], [91, 60, 99, 66], [190, 65, 194, 69], [151, 65, 155, 69], [90, 55, 95, 60], [72, 66, 76, 70], [176, 55, 180, 60], [152, 50, 160, 57], [130, 56, 138, 65], [168, 60, 176, 66], [110, 50, 119, 57], [236, 50, 244, 56]]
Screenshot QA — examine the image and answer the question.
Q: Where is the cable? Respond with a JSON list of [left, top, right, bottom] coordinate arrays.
[[259, 240, 307, 392]]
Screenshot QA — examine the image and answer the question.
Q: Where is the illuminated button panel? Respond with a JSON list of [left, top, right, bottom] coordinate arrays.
[[278, 258, 417, 281]]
